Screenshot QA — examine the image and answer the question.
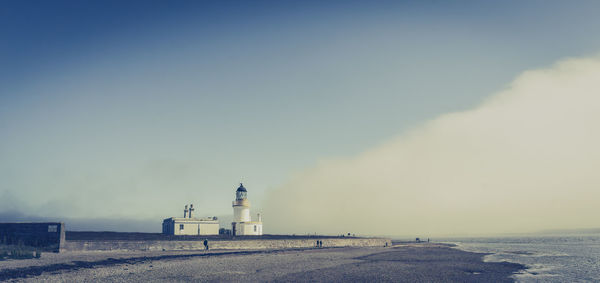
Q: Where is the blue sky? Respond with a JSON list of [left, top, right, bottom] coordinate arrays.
[[2, 0, 600, 232]]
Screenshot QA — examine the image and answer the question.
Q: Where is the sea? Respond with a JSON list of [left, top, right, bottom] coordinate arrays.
[[441, 234, 600, 282]]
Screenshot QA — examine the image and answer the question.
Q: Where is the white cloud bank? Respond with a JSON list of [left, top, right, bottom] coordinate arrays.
[[263, 55, 600, 236]]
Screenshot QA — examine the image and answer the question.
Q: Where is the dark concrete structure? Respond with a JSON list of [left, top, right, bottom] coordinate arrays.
[[0, 222, 66, 252]]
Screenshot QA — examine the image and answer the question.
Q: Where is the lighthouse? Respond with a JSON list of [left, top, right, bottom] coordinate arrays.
[[231, 183, 263, 236]]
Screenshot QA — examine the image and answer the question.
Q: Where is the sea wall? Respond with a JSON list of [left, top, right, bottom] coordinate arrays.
[[64, 237, 391, 252]]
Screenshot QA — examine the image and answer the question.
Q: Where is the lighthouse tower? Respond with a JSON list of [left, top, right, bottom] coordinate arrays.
[[233, 183, 250, 222], [231, 183, 263, 236]]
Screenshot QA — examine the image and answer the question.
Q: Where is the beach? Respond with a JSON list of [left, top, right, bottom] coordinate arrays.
[[0, 243, 523, 282]]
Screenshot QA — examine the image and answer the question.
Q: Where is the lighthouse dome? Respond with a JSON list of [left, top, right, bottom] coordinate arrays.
[[236, 183, 248, 200]]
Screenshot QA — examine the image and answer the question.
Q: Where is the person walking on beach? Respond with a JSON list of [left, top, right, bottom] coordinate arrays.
[[204, 239, 209, 251]]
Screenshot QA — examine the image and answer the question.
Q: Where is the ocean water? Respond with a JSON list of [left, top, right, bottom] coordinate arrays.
[[442, 235, 600, 282]]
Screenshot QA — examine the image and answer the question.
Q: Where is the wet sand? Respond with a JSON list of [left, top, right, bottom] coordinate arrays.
[[0, 244, 524, 282]]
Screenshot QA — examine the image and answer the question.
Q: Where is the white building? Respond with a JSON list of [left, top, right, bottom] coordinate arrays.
[[231, 183, 263, 236], [162, 204, 219, 236]]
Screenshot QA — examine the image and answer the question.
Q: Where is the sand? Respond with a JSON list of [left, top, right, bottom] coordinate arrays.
[[0, 244, 524, 282]]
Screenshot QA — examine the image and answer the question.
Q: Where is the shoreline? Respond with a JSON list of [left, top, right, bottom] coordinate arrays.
[[445, 242, 528, 281], [442, 240, 543, 281], [1, 244, 525, 282]]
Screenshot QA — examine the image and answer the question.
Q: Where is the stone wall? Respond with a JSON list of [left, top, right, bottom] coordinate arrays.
[[0, 222, 66, 252], [64, 237, 391, 252]]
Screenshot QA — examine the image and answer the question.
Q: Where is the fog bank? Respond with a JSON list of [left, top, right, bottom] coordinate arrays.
[[263, 55, 600, 236]]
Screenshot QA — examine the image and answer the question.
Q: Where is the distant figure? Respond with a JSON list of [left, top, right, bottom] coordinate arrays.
[[204, 239, 209, 251], [316, 240, 319, 248], [428, 238, 430, 243], [320, 240, 323, 248]]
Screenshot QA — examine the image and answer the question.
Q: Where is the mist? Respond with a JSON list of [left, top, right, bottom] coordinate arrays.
[[262, 55, 600, 237]]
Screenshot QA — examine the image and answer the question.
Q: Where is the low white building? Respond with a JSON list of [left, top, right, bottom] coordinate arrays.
[[231, 183, 263, 236], [162, 204, 219, 236]]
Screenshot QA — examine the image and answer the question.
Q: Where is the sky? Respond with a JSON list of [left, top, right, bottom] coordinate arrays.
[[1, 0, 600, 236]]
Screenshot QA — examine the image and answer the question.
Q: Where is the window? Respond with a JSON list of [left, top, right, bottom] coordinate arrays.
[[254, 225, 257, 232], [48, 225, 58, 233], [180, 224, 184, 230]]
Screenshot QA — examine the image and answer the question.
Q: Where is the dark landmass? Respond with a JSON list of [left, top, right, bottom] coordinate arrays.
[[536, 227, 600, 235], [0, 211, 158, 233]]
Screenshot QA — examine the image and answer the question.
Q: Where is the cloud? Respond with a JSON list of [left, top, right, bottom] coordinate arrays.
[[262, 55, 600, 236]]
